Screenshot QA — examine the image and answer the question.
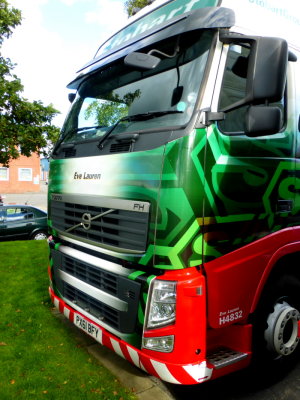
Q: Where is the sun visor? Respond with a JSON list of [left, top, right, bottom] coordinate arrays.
[[67, 7, 235, 90]]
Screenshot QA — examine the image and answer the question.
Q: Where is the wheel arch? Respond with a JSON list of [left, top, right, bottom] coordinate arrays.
[[250, 242, 300, 315]]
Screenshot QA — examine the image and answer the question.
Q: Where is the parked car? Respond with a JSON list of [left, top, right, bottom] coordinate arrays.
[[0, 205, 48, 241]]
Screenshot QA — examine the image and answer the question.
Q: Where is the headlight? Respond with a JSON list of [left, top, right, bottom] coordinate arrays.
[[145, 280, 177, 329], [142, 335, 174, 352]]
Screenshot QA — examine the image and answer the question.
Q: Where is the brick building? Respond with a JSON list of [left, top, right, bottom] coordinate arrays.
[[0, 153, 41, 193]]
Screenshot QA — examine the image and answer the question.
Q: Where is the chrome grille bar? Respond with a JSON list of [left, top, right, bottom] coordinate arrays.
[[50, 194, 150, 252]]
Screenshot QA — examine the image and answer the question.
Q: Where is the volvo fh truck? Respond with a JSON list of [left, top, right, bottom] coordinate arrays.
[[48, 0, 300, 384]]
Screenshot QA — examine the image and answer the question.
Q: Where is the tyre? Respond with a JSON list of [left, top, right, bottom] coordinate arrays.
[[252, 274, 300, 372], [31, 231, 48, 240]]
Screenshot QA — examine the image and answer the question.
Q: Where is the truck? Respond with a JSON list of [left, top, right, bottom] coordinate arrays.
[[48, 0, 300, 385]]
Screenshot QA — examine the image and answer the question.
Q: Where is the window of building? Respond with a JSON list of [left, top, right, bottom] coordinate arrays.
[[0, 167, 9, 181], [18, 168, 33, 182]]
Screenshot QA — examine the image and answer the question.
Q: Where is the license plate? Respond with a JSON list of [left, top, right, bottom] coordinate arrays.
[[74, 313, 101, 343]]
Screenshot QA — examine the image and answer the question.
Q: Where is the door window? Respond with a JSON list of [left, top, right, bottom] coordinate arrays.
[[218, 44, 285, 135]]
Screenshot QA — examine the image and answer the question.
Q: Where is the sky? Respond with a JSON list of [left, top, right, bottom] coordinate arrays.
[[2, 0, 129, 127]]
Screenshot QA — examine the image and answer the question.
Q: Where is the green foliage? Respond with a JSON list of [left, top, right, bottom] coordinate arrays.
[[0, 0, 21, 44], [0, 0, 60, 165], [124, 0, 150, 17], [84, 90, 141, 126], [0, 241, 137, 400], [85, 100, 128, 126]]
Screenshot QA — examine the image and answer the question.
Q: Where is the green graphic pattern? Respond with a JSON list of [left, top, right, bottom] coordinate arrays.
[[139, 120, 299, 268], [49, 117, 299, 271]]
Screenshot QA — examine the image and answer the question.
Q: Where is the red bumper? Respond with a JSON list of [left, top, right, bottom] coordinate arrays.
[[49, 287, 213, 385]]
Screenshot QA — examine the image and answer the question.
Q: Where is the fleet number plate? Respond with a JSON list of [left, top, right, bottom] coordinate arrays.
[[74, 313, 101, 343]]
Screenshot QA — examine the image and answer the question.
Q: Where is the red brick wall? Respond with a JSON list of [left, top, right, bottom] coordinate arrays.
[[0, 154, 40, 193]]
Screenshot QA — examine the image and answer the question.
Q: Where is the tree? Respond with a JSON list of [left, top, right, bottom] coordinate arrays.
[[124, 0, 150, 17], [84, 90, 141, 127], [0, 0, 60, 165]]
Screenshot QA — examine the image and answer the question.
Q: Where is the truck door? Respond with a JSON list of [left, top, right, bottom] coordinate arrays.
[[203, 41, 297, 262], [203, 38, 298, 329], [294, 51, 300, 221]]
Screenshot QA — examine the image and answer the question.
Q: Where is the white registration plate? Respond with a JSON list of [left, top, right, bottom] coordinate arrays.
[[74, 313, 101, 343]]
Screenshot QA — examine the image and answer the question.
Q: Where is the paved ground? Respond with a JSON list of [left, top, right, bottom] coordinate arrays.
[[56, 307, 300, 400], [4, 187, 300, 399], [167, 361, 300, 400], [2, 183, 48, 211]]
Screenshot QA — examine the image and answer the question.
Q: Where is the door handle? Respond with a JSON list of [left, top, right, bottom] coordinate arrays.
[[276, 200, 293, 213]]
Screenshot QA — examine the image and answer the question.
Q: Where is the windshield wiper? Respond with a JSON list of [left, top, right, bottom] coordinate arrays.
[[97, 110, 183, 149], [52, 125, 105, 155]]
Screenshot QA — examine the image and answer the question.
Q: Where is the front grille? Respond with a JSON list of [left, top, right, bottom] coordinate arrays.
[[51, 198, 149, 252], [64, 283, 120, 330], [64, 254, 117, 296], [51, 249, 141, 334]]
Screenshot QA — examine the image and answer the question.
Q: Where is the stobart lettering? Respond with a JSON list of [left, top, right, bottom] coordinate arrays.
[[100, 0, 208, 55], [74, 171, 101, 180]]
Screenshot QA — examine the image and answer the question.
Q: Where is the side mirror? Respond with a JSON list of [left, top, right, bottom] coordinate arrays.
[[68, 93, 76, 103], [220, 33, 288, 111], [245, 106, 282, 137], [124, 52, 161, 70], [246, 37, 288, 103]]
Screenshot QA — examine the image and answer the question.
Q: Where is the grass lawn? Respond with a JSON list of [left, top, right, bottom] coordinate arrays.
[[0, 241, 137, 400]]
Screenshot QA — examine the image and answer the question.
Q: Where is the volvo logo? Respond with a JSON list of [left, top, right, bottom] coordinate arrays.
[[65, 208, 116, 233], [81, 213, 92, 230]]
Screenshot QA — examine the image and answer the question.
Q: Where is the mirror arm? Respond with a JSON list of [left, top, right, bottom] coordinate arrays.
[[220, 97, 251, 113], [197, 108, 225, 127], [219, 30, 254, 45]]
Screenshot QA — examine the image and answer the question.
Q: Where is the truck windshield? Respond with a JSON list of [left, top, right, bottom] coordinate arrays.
[[60, 30, 214, 145]]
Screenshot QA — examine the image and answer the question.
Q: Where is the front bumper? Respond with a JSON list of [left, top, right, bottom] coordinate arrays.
[[49, 287, 213, 385]]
